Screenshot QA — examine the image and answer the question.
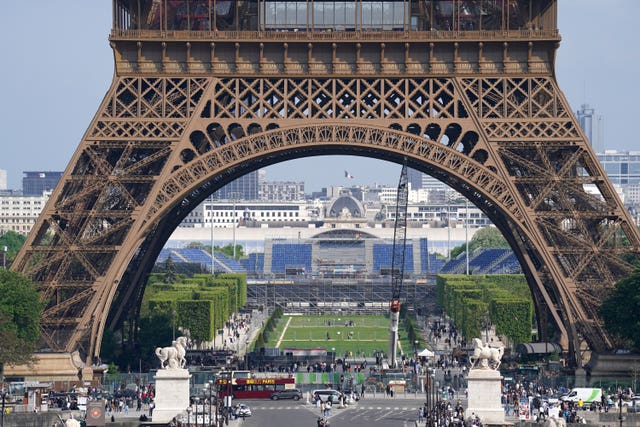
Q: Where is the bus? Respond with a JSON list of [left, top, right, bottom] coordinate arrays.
[[217, 371, 296, 399]]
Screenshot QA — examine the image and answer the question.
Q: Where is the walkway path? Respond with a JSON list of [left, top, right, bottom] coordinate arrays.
[[275, 316, 293, 348]]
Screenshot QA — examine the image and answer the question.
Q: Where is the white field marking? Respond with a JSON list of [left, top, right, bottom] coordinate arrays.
[[275, 316, 293, 348]]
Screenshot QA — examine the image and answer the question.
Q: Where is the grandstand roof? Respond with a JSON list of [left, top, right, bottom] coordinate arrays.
[[311, 229, 378, 239]]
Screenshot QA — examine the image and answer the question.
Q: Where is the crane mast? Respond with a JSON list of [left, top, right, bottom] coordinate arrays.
[[388, 161, 409, 368]]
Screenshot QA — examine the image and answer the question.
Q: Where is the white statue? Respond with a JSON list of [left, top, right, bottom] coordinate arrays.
[[65, 418, 81, 427], [469, 337, 503, 370], [155, 336, 188, 369]]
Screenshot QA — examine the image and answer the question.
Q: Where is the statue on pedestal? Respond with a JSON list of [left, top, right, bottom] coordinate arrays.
[[469, 338, 504, 370], [155, 336, 188, 369]]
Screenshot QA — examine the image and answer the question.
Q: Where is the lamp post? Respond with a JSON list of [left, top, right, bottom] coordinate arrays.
[[187, 406, 192, 427], [619, 392, 624, 427], [228, 192, 242, 260], [435, 380, 440, 427], [430, 371, 435, 427], [465, 200, 469, 275], [195, 397, 200, 427], [484, 309, 490, 345], [208, 380, 213, 427], [172, 309, 176, 341], [1, 388, 7, 427]]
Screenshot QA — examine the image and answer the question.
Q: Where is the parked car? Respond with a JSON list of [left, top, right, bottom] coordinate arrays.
[[312, 389, 342, 403], [233, 403, 252, 418], [271, 389, 302, 400], [627, 398, 640, 413]]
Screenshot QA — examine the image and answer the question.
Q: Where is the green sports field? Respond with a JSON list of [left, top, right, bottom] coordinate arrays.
[[265, 315, 420, 358]]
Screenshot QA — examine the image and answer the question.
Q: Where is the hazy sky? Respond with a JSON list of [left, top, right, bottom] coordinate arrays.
[[1, 1, 638, 192]]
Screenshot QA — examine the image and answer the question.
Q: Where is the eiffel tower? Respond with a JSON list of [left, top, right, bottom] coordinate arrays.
[[12, 0, 640, 369]]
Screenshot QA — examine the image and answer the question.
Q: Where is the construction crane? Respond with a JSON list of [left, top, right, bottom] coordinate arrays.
[[388, 161, 409, 368]]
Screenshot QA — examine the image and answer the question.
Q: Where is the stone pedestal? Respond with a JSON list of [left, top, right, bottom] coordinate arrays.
[[153, 368, 191, 424], [466, 368, 505, 425]]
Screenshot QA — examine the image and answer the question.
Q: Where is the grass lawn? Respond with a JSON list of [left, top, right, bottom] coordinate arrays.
[[264, 315, 421, 358]]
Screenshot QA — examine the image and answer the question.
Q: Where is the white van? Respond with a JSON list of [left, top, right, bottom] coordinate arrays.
[[560, 388, 602, 404], [312, 389, 342, 403]]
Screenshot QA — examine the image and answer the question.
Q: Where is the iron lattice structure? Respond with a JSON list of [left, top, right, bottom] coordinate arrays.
[[12, 1, 640, 367]]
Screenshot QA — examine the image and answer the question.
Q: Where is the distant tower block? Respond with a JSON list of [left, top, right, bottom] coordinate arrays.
[[577, 104, 604, 153], [11, 1, 640, 370]]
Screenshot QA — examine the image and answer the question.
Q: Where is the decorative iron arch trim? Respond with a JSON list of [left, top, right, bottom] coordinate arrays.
[[144, 124, 524, 230]]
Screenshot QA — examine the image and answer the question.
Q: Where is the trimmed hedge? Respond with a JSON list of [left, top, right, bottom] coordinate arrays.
[[177, 300, 215, 341], [140, 272, 248, 342], [436, 274, 533, 345]]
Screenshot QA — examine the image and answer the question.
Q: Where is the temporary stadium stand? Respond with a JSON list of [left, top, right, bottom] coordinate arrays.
[[372, 243, 414, 274], [419, 238, 445, 274], [213, 252, 245, 272], [270, 243, 312, 273], [241, 253, 264, 273], [155, 247, 247, 273], [468, 248, 508, 273], [439, 248, 522, 275], [178, 248, 212, 264], [485, 251, 522, 274], [157, 248, 175, 262]]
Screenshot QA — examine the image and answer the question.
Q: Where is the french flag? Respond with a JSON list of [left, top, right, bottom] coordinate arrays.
[[345, 170, 355, 179]]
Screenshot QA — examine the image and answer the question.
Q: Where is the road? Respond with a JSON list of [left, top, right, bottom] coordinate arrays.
[[230, 398, 427, 427]]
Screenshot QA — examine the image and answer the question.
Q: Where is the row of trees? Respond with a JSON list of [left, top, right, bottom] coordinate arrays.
[[436, 274, 533, 345], [446, 225, 640, 351], [100, 271, 247, 371]]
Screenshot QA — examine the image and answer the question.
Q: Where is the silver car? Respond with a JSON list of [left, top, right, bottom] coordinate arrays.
[[271, 389, 303, 400]]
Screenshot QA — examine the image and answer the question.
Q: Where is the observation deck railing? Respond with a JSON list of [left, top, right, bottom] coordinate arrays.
[[110, 28, 560, 42]]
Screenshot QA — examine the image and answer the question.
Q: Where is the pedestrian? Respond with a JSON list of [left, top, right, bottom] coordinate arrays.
[[361, 383, 365, 399], [418, 406, 424, 423]]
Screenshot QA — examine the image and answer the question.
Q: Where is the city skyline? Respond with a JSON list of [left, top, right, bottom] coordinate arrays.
[[1, 1, 638, 192]]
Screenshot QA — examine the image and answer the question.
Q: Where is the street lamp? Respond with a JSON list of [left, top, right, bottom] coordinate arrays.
[[172, 309, 177, 341], [195, 397, 200, 427], [619, 392, 624, 427], [435, 380, 440, 426], [465, 200, 469, 275], [187, 406, 192, 427], [210, 194, 215, 276], [484, 309, 490, 345], [1, 388, 7, 427], [228, 192, 242, 260], [208, 380, 214, 427], [427, 369, 436, 426]]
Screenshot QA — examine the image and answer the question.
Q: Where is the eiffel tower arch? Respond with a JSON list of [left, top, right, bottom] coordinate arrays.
[[12, 1, 640, 369]]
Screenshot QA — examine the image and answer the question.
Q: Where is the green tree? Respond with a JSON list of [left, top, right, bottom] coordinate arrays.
[[0, 231, 26, 268], [216, 244, 244, 260], [186, 241, 206, 249], [137, 313, 173, 370], [0, 270, 43, 367], [450, 226, 509, 258], [601, 266, 640, 350], [161, 255, 178, 284]]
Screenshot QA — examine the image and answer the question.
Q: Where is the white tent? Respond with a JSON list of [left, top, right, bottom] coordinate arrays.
[[417, 348, 434, 357]]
